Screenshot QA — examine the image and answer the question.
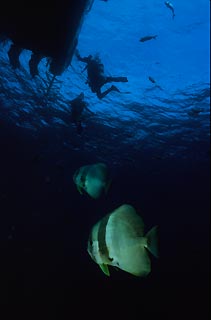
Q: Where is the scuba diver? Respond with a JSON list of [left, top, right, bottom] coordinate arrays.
[[75, 50, 128, 99], [69, 92, 94, 134]]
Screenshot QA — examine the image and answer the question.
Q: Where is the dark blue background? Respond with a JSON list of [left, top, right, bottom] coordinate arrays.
[[0, 121, 209, 318]]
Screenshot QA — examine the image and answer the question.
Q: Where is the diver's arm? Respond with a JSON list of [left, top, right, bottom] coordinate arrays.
[[75, 49, 90, 63], [69, 95, 83, 106], [69, 97, 78, 104], [85, 105, 95, 115]]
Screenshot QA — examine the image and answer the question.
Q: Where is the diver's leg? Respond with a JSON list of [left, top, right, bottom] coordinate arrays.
[[76, 121, 83, 134], [96, 86, 120, 99], [96, 89, 104, 99]]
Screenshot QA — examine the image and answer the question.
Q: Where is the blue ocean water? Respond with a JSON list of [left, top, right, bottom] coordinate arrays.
[[0, 0, 210, 318]]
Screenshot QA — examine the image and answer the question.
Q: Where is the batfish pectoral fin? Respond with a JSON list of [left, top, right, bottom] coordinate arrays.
[[77, 185, 83, 195], [99, 264, 110, 276]]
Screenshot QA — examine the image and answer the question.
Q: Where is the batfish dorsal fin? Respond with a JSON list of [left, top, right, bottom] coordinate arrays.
[[111, 204, 145, 237]]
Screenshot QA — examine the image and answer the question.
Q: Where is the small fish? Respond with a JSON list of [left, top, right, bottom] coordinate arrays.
[[165, 1, 175, 19], [87, 204, 158, 277], [139, 35, 158, 42], [148, 76, 156, 84], [148, 77, 163, 90], [73, 163, 111, 199]]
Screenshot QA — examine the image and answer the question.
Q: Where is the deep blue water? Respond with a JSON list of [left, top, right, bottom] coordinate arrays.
[[0, 0, 210, 318]]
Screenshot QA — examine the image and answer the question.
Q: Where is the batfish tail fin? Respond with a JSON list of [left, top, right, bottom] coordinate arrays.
[[146, 226, 159, 258]]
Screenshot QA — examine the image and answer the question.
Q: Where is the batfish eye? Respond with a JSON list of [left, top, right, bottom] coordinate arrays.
[[88, 237, 93, 246], [80, 175, 86, 186]]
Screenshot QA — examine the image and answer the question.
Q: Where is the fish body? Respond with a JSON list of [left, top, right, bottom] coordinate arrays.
[[139, 35, 157, 42], [73, 163, 111, 199], [148, 76, 163, 90], [149, 76, 156, 84], [87, 204, 158, 277], [165, 1, 175, 19]]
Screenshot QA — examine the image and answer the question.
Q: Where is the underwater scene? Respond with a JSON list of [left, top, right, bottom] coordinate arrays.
[[0, 0, 210, 318]]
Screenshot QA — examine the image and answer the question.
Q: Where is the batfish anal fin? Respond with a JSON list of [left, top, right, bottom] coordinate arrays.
[[99, 264, 110, 276], [77, 185, 83, 194]]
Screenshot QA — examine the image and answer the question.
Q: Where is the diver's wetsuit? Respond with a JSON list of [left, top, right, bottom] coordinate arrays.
[[76, 52, 128, 99]]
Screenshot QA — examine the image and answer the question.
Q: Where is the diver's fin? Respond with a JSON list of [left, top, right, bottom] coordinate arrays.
[[99, 264, 110, 276], [114, 77, 128, 82], [146, 226, 159, 258]]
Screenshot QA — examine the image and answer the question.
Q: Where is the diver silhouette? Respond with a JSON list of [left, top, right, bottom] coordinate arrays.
[[69, 92, 94, 134], [76, 50, 128, 99]]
